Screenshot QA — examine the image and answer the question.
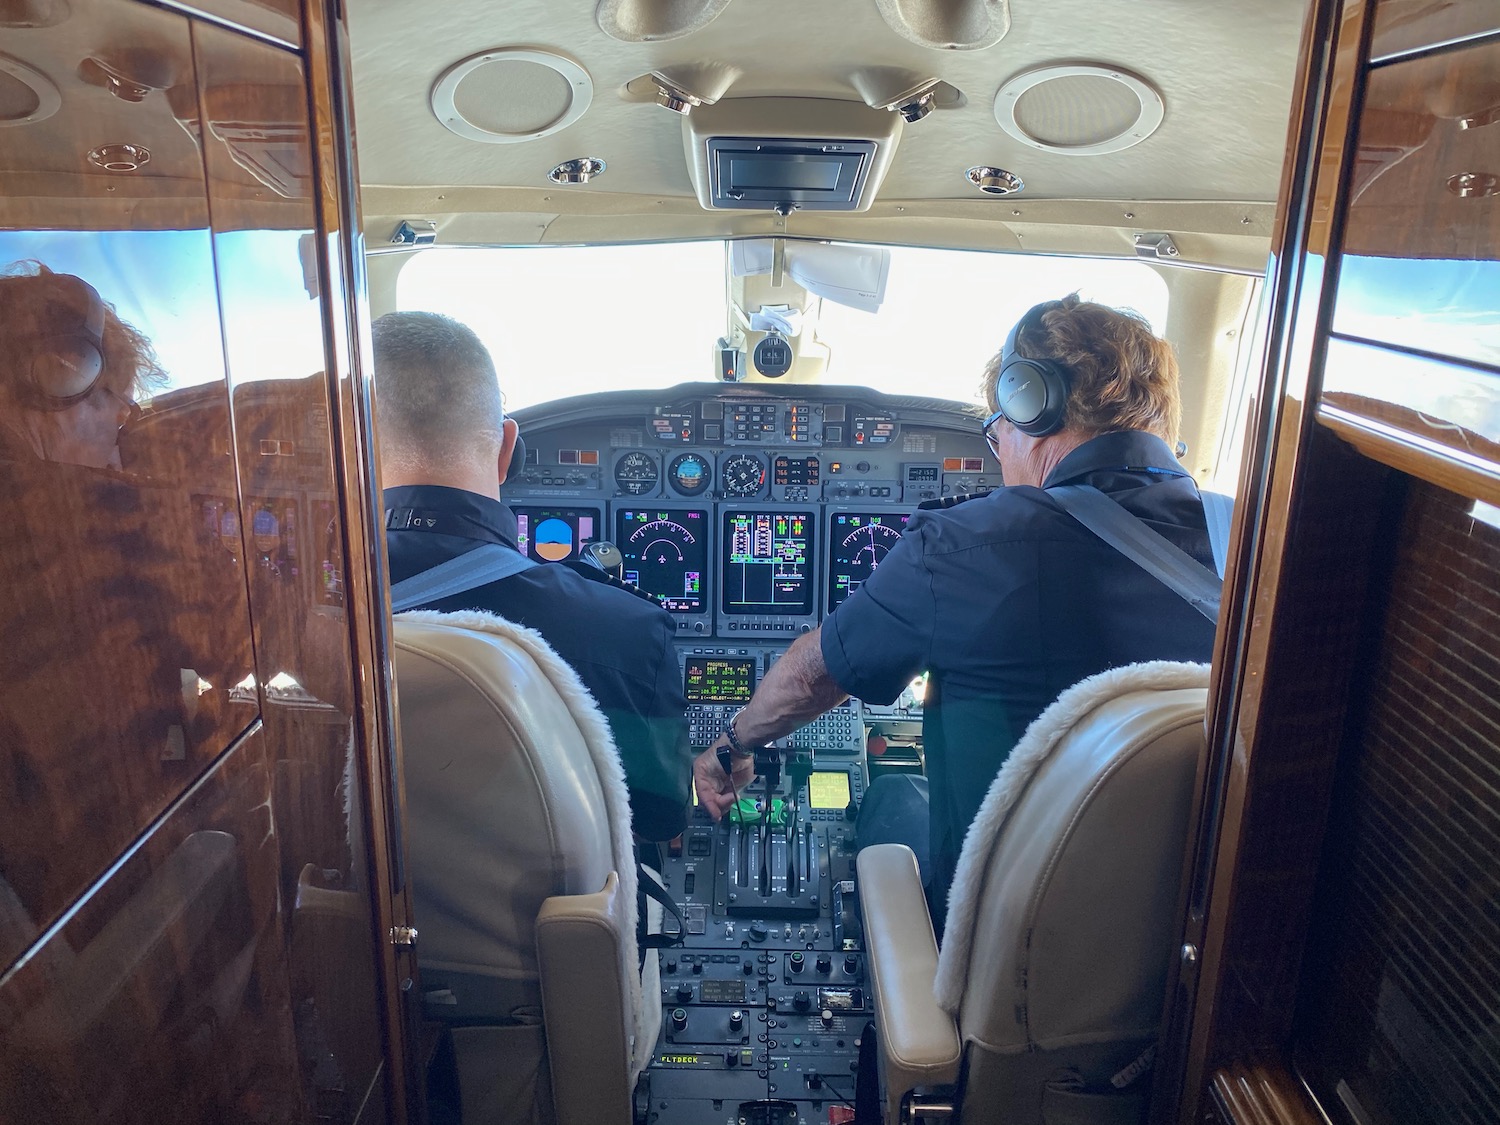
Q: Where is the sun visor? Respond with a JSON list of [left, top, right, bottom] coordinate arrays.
[[682, 98, 903, 213]]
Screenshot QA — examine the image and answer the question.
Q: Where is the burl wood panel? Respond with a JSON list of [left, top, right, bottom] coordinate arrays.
[[195, 21, 388, 1118], [0, 725, 306, 1123], [0, 0, 260, 974], [1203, 429, 1397, 1063], [1333, 37, 1500, 372], [1294, 480, 1500, 1125], [1371, 0, 1500, 60]]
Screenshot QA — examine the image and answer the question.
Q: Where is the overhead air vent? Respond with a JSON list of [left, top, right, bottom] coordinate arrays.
[[683, 98, 902, 213], [431, 48, 592, 144], [994, 65, 1164, 155], [596, 0, 732, 42], [874, 0, 1010, 50]]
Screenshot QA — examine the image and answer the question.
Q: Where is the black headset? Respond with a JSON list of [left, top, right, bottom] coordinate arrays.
[[995, 300, 1071, 438], [24, 274, 107, 411]]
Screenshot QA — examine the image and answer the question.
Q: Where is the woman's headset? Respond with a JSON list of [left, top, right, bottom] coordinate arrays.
[[994, 300, 1072, 438], [24, 274, 107, 411]]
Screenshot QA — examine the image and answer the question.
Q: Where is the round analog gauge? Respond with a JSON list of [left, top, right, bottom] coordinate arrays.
[[667, 452, 713, 497], [719, 452, 766, 498], [841, 520, 903, 579], [614, 451, 659, 496]]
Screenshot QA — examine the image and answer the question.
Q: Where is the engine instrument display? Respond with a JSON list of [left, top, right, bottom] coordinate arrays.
[[668, 451, 713, 497], [828, 511, 909, 610], [721, 509, 815, 616], [616, 508, 708, 612], [772, 455, 820, 487], [613, 451, 659, 496], [514, 506, 599, 563], [683, 656, 756, 703], [719, 452, 766, 498]]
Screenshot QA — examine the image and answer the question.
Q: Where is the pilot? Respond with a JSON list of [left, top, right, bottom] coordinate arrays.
[[0, 264, 156, 470], [374, 311, 694, 841], [695, 295, 1219, 931]]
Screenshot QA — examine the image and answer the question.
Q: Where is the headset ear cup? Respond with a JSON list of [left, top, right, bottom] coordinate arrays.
[[997, 356, 1069, 437], [30, 341, 104, 408]]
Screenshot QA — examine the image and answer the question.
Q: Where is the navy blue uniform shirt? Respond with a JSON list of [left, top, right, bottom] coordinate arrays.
[[385, 484, 693, 841], [821, 431, 1217, 920]]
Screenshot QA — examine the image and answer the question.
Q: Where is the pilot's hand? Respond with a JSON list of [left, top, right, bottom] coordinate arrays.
[[694, 739, 755, 822]]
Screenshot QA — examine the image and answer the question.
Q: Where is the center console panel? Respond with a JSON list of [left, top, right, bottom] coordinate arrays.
[[647, 763, 867, 1125]]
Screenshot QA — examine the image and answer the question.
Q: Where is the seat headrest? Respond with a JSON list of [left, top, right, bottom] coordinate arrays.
[[935, 661, 1209, 1041], [393, 610, 640, 1019]]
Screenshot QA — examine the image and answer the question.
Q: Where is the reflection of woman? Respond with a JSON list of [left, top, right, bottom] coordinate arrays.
[[0, 262, 164, 469]]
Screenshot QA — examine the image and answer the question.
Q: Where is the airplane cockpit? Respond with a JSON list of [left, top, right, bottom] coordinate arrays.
[[24, 0, 1477, 1121]]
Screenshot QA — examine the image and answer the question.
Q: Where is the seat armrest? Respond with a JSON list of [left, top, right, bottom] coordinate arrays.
[[857, 844, 962, 1124], [536, 872, 634, 1125]]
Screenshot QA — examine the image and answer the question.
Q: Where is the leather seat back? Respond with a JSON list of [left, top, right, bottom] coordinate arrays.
[[938, 667, 1208, 1123], [394, 612, 640, 1125]]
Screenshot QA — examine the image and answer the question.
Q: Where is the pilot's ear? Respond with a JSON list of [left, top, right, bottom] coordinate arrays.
[[496, 417, 520, 485]]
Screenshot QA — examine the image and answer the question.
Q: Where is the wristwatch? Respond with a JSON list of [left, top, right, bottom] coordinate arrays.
[[725, 708, 757, 759]]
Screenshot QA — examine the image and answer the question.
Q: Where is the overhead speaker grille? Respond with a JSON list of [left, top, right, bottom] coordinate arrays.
[[0, 52, 59, 126], [431, 48, 592, 144], [994, 65, 1163, 156]]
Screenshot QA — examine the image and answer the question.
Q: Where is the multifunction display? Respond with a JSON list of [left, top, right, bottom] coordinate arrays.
[[721, 510, 815, 616], [616, 508, 708, 612], [827, 511, 910, 610], [514, 506, 599, 563], [683, 656, 756, 703]]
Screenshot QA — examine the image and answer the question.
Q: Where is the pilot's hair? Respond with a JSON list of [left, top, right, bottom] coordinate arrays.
[[0, 260, 165, 408], [981, 294, 1181, 443], [371, 311, 505, 465]]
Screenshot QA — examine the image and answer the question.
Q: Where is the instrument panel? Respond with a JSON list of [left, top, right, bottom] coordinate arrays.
[[508, 385, 997, 640], [504, 389, 979, 1124]]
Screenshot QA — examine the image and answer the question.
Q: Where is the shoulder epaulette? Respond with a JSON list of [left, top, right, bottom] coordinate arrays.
[[559, 559, 665, 606], [917, 488, 995, 511]]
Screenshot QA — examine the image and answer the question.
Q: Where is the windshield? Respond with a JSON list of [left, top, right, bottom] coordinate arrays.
[[396, 241, 1171, 411]]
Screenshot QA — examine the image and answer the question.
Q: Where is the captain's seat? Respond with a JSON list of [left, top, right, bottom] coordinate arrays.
[[394, 611, 662, 1125], [857, 662, 1210, 1125]]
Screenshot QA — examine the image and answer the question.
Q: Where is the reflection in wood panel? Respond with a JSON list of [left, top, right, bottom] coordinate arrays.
[[0, 0, 263, 972], [1334, 38, 1500, 371], [1320, 338, 1500, 493], [193, 21, 387, 1118], [1372, 0, 1500, 60], [0, 726, 306, 1123], [178, 0, 302, 49]]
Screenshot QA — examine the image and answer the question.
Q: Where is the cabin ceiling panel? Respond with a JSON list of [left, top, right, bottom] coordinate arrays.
[[348, 0, 1309, 232]]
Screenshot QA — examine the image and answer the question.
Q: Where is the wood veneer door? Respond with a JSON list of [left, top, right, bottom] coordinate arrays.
[[194, 19, 390, 1116], [0, 0, 399, 1119], [0, 0, 258, 972]]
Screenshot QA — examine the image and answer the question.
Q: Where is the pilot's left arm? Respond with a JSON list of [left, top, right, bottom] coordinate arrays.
[[608, 607, 695, 841]]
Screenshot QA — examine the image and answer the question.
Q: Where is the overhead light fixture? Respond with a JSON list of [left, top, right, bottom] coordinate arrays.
[[965, 165, 1023, 195], [88, 143, 150, 172], [549, 157, 605, 184], [653, 74, 704, 115], [893, 89, 936, 123]]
